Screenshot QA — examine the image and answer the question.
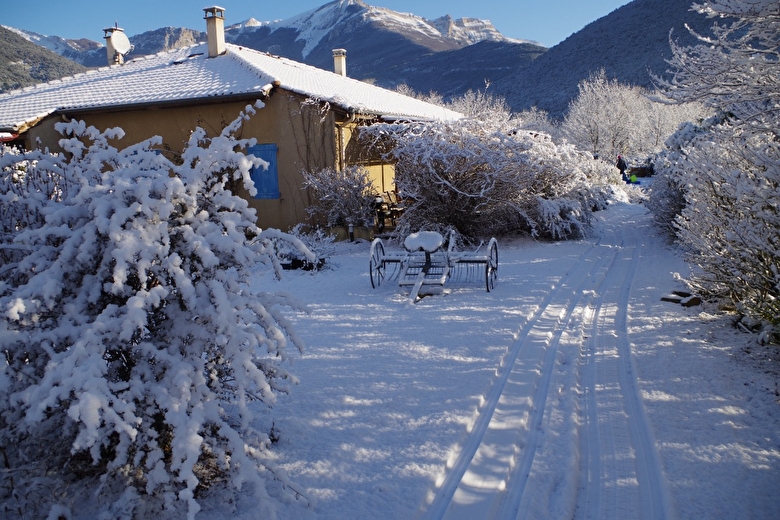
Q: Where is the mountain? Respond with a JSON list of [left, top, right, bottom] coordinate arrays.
[[377, 40, 545, 99], [492, 0, 714, 118], [258, 0, 530, 59], [10, 0, 532, 66], [7, 0, 544, 101], [2, 24, 101, 57], [7, 26, 208, 68], [121, 27, 204, 64], [221, 0, 544, 94], [4, 0, 714, 120], [0, 25, 87, 93]]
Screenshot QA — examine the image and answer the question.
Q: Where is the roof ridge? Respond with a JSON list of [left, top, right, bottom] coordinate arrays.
[[1, 40, 460, 132], [223, 42, 413, 92], [0, 43, 210, 99]]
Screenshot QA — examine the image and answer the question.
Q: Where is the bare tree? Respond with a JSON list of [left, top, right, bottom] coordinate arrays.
[[655, 0, 780, 135], [564, 68, 707, 162], [562, 69, 634, 158]]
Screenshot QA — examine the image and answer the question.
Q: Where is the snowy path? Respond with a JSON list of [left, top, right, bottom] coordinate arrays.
[[575, 210, 673, 520], [256, 200, 780, 520], [420, 205, 671, 520]]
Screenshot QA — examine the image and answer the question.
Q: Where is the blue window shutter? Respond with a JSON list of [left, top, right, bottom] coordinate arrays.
[[248, 144, 280, 199]]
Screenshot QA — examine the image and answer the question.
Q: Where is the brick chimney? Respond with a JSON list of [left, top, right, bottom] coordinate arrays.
[[333, 48, 347, 77], [203, 6, 226, 57]]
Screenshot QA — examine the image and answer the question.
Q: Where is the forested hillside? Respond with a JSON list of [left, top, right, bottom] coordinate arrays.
[[0, 26, 87, 93], [493, 0, 714, 118]]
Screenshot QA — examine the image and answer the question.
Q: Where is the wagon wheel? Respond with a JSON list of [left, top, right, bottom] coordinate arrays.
[[485, 238, 498, 292], [369, 239, 386, 288]]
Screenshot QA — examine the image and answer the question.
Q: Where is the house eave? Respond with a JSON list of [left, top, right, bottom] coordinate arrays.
[[58, 92, 268, 118], [3, 92, 269, 138]]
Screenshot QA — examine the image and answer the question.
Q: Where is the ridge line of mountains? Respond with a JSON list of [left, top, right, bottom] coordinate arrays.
[[1, 0, 710, 119]]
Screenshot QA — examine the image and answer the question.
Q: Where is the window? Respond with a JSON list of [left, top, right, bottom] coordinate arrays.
[[247, 143, 280, 199]]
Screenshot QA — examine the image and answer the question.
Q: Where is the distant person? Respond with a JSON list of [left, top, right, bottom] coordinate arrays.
[[616, 155, 628, 182]]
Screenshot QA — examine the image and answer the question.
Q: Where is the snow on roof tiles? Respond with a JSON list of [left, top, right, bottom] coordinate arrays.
[[0, 43, 460, 132]]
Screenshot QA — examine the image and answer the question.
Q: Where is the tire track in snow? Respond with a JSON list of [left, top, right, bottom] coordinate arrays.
[[419, 238, 618, 520], [420, 207, 674, 520], [576, 211, 674, 520], [491, 242, 618, 520]]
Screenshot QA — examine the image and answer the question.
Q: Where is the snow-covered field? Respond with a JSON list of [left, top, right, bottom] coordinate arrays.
[[210, 199, 779, 519]]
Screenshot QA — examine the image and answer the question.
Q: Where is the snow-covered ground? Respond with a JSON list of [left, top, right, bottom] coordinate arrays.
[[211, 198, 779, 519]]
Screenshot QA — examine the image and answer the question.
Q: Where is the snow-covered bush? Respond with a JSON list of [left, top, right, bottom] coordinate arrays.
[[302, 165, 377, 228], [0, 104, 313, 518], [657, 0, 779, 136], [274, 223, 334, 270], [515, 107, 561, 140], [0, 145, 77, 269], [651, 0, 780, 338], [520, 138, 618, 239], [646, 115, 719, 236], [673, 122, 780, 332], [445, 88, 516, 130], [361, 117, 608, 241]]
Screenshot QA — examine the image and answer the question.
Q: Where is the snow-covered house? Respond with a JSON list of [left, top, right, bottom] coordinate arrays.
[[0, 6, 460, 231]]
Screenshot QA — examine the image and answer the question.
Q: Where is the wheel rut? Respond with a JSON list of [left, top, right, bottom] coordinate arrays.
[[576, 215, 673, 520], [420, 209, 672, 520]]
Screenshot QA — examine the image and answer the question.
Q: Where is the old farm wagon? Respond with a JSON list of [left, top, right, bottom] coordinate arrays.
[[369, 231, 498, 302]]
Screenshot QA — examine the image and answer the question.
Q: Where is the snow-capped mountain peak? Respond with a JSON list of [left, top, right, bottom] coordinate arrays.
[[226, 17, 271, 33], [273, 0, 369, 57], [429, 15, 535, 46], [240, 17, 267, 28], [270, 0, 517, 58], [2, 0, 542, 99], [1, 25, 102, 54]]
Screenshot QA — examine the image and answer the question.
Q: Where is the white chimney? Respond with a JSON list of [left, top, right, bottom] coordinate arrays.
[[333, 48, 347, 77], [103, 24, 132, 66], [203, 6, 226, 58]]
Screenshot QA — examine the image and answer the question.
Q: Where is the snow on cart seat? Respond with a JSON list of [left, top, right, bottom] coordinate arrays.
[[404, 231, 444, 252]]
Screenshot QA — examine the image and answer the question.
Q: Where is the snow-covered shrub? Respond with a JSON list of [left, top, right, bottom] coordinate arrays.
[[0, 146, 76, 269], [515, 107, 561, 140], [575, 151, 624, 198], [646, 115, 719, 237], [518, 138, 616, 239], [645, 167, 685, 239], [274, 223, 334, 270], [657, 0, 779, 137], [671, 121, 780, 333], [302, 165, 377, 228], [446, 88, 516, 129], [361, 118, 603, 241], [651, 0, 780, 337], [0, 104, 313, 518]]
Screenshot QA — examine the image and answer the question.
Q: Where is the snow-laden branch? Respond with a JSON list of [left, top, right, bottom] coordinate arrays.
[[654, 0, 780, 135], [648, 0, 780, 338], [0, 104, 312, 517], [360, 114, 616, 240]]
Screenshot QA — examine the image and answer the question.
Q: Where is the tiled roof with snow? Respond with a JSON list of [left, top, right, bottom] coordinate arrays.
[[0, 42, 461, 132]]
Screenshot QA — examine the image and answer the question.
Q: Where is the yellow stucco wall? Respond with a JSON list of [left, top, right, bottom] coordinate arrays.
[[24, 91, 343, 231], [366, 163, 396, 195], [339, 124, 396, 196]]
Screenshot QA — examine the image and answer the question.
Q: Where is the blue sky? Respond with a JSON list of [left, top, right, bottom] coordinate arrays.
[[2, 0, 630, 48]]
